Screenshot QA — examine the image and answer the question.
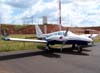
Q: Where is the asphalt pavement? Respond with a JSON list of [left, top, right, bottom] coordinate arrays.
[[0, 43, 100, 73]]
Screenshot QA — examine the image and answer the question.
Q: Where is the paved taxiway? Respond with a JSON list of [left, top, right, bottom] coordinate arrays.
[[0, 43, 100, 73]]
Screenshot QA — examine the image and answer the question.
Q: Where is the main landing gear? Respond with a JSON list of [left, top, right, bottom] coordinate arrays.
[[72, 44, 82, 53], [45, 43, 83, 53], [45, 43, 51, 51]]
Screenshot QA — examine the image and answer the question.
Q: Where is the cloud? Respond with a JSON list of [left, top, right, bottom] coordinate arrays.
[[43, 0, 53, 3], [4, 0, 38, 8], [0, 3, 13, 23], [61, 0, 72, 4], [13, 0, 58, 23], [80, 19, 96, 27], [0, 0, 100, 27]]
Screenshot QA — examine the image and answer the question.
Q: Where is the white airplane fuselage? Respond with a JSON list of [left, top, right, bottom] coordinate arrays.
[[37, 30, 93, 46]]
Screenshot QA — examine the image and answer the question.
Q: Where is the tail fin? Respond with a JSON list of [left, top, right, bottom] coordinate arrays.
[[35, 25, 43, 38]]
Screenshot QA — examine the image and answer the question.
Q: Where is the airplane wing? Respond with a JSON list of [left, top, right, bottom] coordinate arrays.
[[3, 37, 47, 43]]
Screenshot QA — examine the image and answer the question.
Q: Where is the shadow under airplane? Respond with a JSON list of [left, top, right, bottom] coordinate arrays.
[[0, 50, 60, 61], [38, 46, 90, 56], [0, 47, 90, 61]]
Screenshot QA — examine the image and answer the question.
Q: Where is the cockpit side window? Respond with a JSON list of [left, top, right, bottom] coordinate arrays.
[[57, 32, 64, 35], [46, 31, 65, 38], [58, 32, 60, 35]]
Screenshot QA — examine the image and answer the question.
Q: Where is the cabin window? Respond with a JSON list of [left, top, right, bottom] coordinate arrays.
[[57, 32, 63, 35]]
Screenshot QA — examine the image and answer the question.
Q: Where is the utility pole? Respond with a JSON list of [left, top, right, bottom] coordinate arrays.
[[31, 16, 34, 25], [0, 24, 2, 35], [0, 24, 1, 35], [0, 17, 2, 35], [58, 0, 62, 31], [43, 16, 47, 34]]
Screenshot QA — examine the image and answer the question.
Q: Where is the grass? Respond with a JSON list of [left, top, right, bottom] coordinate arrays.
[[0, 34, 100, 52], [0, 34, 46, 52], [94, 36, 100, 42]]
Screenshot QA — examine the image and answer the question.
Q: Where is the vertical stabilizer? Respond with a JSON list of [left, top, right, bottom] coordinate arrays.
[[35, 25, 43, 38]]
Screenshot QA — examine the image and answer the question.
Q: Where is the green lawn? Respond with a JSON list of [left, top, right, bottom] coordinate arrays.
[[0, 34, 100, 52], [0, 34, 46, 52], [94, 36, 100, 42]]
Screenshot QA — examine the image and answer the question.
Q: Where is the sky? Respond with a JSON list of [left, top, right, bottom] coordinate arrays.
[[0, 0, 100, 27]]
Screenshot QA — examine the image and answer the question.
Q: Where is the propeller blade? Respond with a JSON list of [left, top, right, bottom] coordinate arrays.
[[64, 31, 68, 36], [64, 28, 69, 36], [1, 30, 9, 37], [88, 34, 93, 39]]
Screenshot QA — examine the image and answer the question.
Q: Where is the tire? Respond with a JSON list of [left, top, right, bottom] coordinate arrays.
[[77, 46, 82, 53]]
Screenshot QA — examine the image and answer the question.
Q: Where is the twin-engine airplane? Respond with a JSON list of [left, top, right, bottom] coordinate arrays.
[[2, 25, 98, 53]]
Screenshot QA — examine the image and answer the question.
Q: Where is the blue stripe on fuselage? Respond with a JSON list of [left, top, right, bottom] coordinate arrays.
[[47, 40, 88, 45]]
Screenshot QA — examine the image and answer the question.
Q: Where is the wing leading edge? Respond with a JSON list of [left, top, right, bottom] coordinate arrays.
[[3, 37, 47, 43]]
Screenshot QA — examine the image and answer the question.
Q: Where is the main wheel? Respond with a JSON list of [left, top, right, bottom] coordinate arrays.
[[77, 46, 82, 53], [45, 43, 53, 52]]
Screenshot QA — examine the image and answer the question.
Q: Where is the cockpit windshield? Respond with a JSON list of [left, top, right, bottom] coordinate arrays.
[[46, 31, 66, 38], [57, 32, 62, 35]]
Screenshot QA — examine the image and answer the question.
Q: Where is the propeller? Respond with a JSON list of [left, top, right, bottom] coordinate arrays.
[[1, 29, 9, 40], [1, 30, 9, 37], [88, 34, 93, 39], [89, 35, 91, 38], [64, 28, 69, 36]]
